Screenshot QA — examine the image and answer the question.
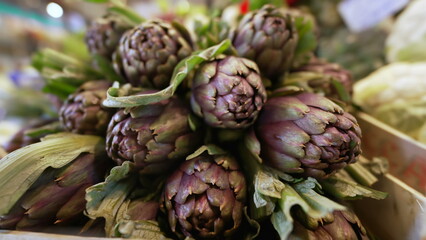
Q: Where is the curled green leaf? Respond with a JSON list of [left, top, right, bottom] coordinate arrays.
[[103, 40, 232, 108]]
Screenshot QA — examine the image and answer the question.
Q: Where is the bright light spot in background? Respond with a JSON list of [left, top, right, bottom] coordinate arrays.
[[46, 2, 63, 18]]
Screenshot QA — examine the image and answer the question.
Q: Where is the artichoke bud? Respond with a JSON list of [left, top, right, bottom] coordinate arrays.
[[255, 92, 362, 179], [85, 13, 133, 60], [231, 4, 299, 80], [191, 55, 267, 129], [59, 80, 115, 136], [163, 145, 247, 239], [0, 152, 109, 230], [106, 96, 203, 176], [290, 210, 369, 240], [291, 58, 353, 102], [113, 20, 193, 89]]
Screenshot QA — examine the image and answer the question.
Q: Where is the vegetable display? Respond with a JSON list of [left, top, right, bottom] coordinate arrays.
[[0, 1, 389, 239]]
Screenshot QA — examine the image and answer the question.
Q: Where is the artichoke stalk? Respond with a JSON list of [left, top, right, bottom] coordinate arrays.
[[191, 56, 267, 129], [0, 152, 109, 230], [113, 20, 193, 89], [255, 92, 361, 179], [106, 96, 202, 175], [85, 14, 133, 60], [164, 146, 247, 239], [59, 80, 115, 136], [231, 4, 298, 80]]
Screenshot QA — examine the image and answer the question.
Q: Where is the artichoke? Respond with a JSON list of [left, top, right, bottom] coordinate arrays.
[[3, 119, 56, 153], [163, 145, 246, 239], [290, 210, 369, 240], [59, 80, 115, 136], [292, 58, 353, 101], [106, 96, 202, 175], [0, 152, 108, 230], [85, 14, 133, 60], [231, 4, 298, 79], [255, 92, 361, 179], [113, 20, 193, 89], [191, 56, 267, 129]]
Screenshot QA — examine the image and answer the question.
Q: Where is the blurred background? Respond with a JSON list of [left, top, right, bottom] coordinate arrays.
[[0, 0, 416, 144]]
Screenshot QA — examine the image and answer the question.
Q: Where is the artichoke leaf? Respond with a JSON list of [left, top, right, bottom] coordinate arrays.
[[103, 40, 232, 108], [24, 121, 63, 138], [85, 162, 136, 236], [271, 177, 346, 240], [113, 219, 171, 239], [185, 144, 226, 160], [0, 133, 104, 215], [320, 176, 388, 200]]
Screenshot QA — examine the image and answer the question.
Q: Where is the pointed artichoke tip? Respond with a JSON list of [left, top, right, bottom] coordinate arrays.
[[54, 219, 63, 224]]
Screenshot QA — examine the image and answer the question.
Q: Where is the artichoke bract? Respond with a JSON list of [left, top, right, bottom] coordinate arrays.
[[85, 14, 133, 60], [0, 152, 108, 230], [293, 58, 353, 101], [59, 80, 115, 136], [255, 92, 361, 179], [113, 20, 193, 89], [290, 210, 369, 240], [106, 96, 202, 175], [191, 56, 267, 129], [164, 146, 247, 239], [231, 5, 298, 80]]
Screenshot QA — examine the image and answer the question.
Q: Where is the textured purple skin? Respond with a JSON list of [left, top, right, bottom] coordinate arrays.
[[191, 56, 267, 129], [232, 4, 298, 79], [256, 92, 362, 179], [59, 81, 114, 136], [164, 151, 246, 239], [106, 97, 202, 175], [113, 20, 192, 89]]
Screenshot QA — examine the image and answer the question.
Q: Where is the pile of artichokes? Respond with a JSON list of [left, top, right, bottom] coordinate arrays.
[[0, 1, 388, 240]]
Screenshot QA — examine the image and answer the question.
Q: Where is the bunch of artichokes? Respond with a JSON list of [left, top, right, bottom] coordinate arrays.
[[0, 2, 387, 240]]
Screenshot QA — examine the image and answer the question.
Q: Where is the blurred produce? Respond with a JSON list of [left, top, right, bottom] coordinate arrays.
[[386, 0, 426, 62], [354, 62, 426, 144]]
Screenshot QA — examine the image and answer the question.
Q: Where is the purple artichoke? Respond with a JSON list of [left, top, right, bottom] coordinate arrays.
[[85, 14, 133, 60], [191, 56, 267, 129], [290, 210, 369, 240], [0, 153, 108, 230], [255, 92, 362, 179], [59, 80, 115, 136], [113, 20, 193, 89], [292, 58, 353, 102], [164, 146, 247, 239], [106, 96, 202, 175], [231, 4, 298, 79]]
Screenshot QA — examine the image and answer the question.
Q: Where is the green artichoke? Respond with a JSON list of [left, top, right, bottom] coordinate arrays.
[[85, 14, 133, 60], [290, 210, 369, 240], [106, 96, 202, 175], [59, 80, 115, 136], [0, 152, 108, 230], [191, 56, 267, 129], [163, 146, 247, 239], [231, 5, 298, 80], [113, 20, 193, 89], [255, 92, 361, 179], [291, 58, 353, 101]]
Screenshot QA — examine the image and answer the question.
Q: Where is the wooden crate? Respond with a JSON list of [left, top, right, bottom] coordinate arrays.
[[356, 112, 426, 194]]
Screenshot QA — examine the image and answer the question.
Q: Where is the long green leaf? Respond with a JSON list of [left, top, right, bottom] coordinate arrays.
[[103, 40, 232, 108], [320, 176, 388, 200], [0, 133, 104, 215]]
